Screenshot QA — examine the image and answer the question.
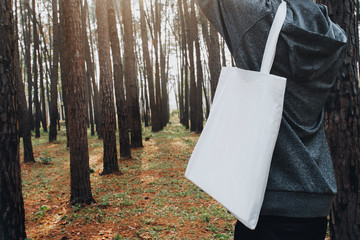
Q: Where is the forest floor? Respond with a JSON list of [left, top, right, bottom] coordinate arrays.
[[21, 113, 236, 240]]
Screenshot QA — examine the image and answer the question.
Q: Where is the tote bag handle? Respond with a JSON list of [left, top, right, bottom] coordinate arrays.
[[260, 1, 287, 74]]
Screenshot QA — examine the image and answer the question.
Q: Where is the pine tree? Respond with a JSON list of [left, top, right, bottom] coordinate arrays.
[[122, 0, 143, 147], [0, 0, 26, 237], [61, 0, 95, 204], [96, 0, 120, 174]]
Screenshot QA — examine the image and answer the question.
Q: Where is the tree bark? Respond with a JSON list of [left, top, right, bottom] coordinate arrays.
[[200, 12, 221, 102], [122, 0, 143, 148], [87, 73, 95, 136], [108, 0, 131, 158], [176, 41, 184, 122], [191, 0, 203, 133], [59, 0, 70, 147], [43, 41, 51, 127], [159, 5, 169, 128], [81, 1, 94, 135], [24, 0, 34, 131], [32, 0, 41, 138], [61, 0, 95, 205], [153, 0, 163, 131], [141, 69, 149, 127], [140, 0, 161, 132], [38, 39, 47, 132], [84, 67, 90, 128], [144, 69, 150, 127], [49, 0, 59, 141], [183, 0, 197, 132], [84, 0, 102, 139], [178, 0, 189, 129], [316, 0, 360, 239], [96, 0, 120, 174], [18, 0, 35, 163], [0, 0, 27, 237], [37, 15, 48, 133]]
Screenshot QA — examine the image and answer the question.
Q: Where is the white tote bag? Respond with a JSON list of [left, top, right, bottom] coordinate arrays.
[[185, 1, 287, 230]]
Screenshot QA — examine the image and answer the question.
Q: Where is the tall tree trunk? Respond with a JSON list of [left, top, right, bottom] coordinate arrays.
[[81, 2, 93, 134], [96, 0, 120, 174], [202, 76, 210, 120], [178, 0, 189, 129], [159, 6, 168, 128], [317, 0, 360, 239], [49, 0, 59, 141], [32, 0, 41, 138], [43, 41, 51, 127], [18, 0, 35, 163], [191, 0, 203, 133], [39, 42, 47, 132], [135, 29, 147, 127], [140, 0, 161, 132], [24, 0, 33, 131], [176, 42, 184, 122], [83, 0, 101, 138], [0, 0, 27, 237], [61, 0, 95, 205], [144, 69, 150, 127], [59, 0, 70, 147], [89, 22, 102, 138], [108, 0, 131, 158], [48, 13, 53, 74], [177, 0, 184, 126], [160, 44, 169, 128], [154, 0, 163, 131], [139, 68, 146, 123], [122, 0, 143, 148], [37, 16, 48, 133], [87, 71, 95, 136], [200, 12, 221, 102], [85, 68, 90, 128], [183, 0, 197, 132], [165, 38, 170, 123]]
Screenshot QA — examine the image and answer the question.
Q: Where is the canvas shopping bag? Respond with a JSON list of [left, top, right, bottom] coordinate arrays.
[[185, 1, 287, 230]]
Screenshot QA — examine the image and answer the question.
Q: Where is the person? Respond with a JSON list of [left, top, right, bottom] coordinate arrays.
[[196, 0, 347, 239]]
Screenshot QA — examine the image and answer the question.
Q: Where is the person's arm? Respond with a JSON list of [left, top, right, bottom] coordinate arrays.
[[195, 0, 227, 37], [196, 0, 276, 53]]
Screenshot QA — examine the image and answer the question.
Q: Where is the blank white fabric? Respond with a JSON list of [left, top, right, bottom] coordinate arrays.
[[185, 1, 287, 230]]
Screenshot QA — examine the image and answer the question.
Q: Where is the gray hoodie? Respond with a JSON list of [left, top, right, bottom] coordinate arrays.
[[197, 0, 347, 217]]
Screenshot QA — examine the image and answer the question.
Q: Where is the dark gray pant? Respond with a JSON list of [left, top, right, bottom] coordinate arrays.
[[234, 216, 328, 240]]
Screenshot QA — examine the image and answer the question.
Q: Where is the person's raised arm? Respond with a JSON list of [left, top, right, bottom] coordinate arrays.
[[195, 0, 227, 37], [196, 0, 277, 53]]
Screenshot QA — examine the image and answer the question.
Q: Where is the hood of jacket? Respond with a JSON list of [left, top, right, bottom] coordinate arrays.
[[281, 0, 347, 80]]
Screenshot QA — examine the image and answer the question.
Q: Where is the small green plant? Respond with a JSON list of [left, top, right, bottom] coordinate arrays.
[[38, 150, 54, 164], [89, 142, 102, 148], [201, 213, 211, 223], [39, 156, 53, 164], [35, 205, 51, 219], [113, 233, 126, 240], [184, 138, 194, 146], [72, 203, 82, 212], [99, 195, 111, 207]]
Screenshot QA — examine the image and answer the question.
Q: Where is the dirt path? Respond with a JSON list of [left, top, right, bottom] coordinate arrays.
[[22, 116, 236, 239]]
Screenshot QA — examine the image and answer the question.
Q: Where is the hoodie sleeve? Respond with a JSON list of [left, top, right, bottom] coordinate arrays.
[[196, 0, 276, 53]]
